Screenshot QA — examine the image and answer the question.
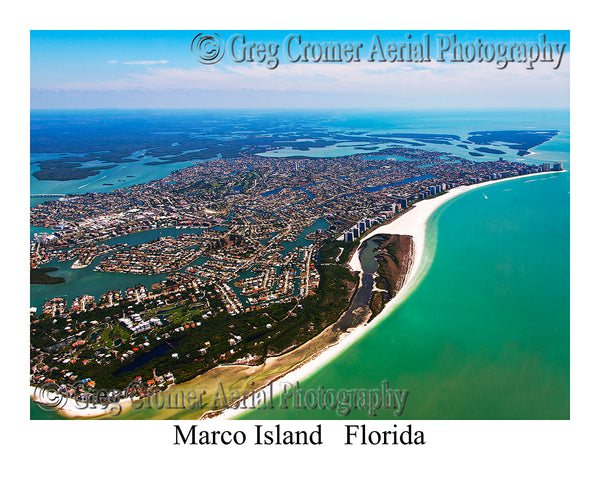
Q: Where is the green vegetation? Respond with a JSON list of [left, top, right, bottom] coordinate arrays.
[[369, 290, 386, 317], [237, 170, 261, 192], [319, 239, 358, 264], [30, 267, 65, 284], [373, 234, 413, 297], [32, 263, 359, 391], [32, 161, 117, 181], [107, 264, 358, 388]]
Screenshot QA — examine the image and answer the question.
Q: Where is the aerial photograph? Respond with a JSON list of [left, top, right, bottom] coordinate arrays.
[[29, 30, 569, 421]]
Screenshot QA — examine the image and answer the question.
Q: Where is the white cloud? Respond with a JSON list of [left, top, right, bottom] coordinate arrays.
[[122, 59, 169, 65], [38, 54, 569, 108], [114, 60, 169, 65]]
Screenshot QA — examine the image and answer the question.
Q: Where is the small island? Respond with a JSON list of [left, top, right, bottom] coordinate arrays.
[[29, 134, 563, 418], [30, 267, 65, 285]]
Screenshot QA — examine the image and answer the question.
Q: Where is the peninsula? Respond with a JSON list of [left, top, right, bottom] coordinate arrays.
[[30, 142, 564, 418]]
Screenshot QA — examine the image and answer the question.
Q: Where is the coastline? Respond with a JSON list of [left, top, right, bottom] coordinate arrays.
[[30, 170, 564, 419], [211, 169, 564, 420], [29, 385, 133, 418]]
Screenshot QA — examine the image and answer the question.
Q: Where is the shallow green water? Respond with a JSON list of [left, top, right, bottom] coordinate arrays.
[[31, 173, 569, 420], [243, 172, 570, 420]]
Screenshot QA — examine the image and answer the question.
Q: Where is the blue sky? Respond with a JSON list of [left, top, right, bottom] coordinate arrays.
[[31, 30, 570, 109]]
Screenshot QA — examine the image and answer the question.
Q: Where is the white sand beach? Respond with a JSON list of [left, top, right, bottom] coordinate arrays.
[[31, 170, 562, 419], [212, 170, 562, 420], [30, 385, 133, 418]]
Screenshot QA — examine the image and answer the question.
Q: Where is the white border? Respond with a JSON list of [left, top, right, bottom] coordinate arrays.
[[5, 2, 596, 478]]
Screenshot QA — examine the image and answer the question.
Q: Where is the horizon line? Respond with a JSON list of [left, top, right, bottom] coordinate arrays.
[[30, 106, 570, 112]]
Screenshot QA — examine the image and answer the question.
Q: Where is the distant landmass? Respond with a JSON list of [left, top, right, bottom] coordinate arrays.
[[475, 147, 506, 155], [467, 130, 559, 156], [30, 267, 65, 284], [30, 111, 560, 182]]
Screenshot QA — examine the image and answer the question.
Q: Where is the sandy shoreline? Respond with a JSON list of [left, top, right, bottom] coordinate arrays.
[[31, 170, 563, 419], [211, 170, 563, 420], [30, 385, 134, 418]]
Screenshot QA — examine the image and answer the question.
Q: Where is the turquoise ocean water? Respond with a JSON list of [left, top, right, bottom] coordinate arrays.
[[30, 110, 569, 419], [243, 171, 570, 419], [243, 110, 571, 420]]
